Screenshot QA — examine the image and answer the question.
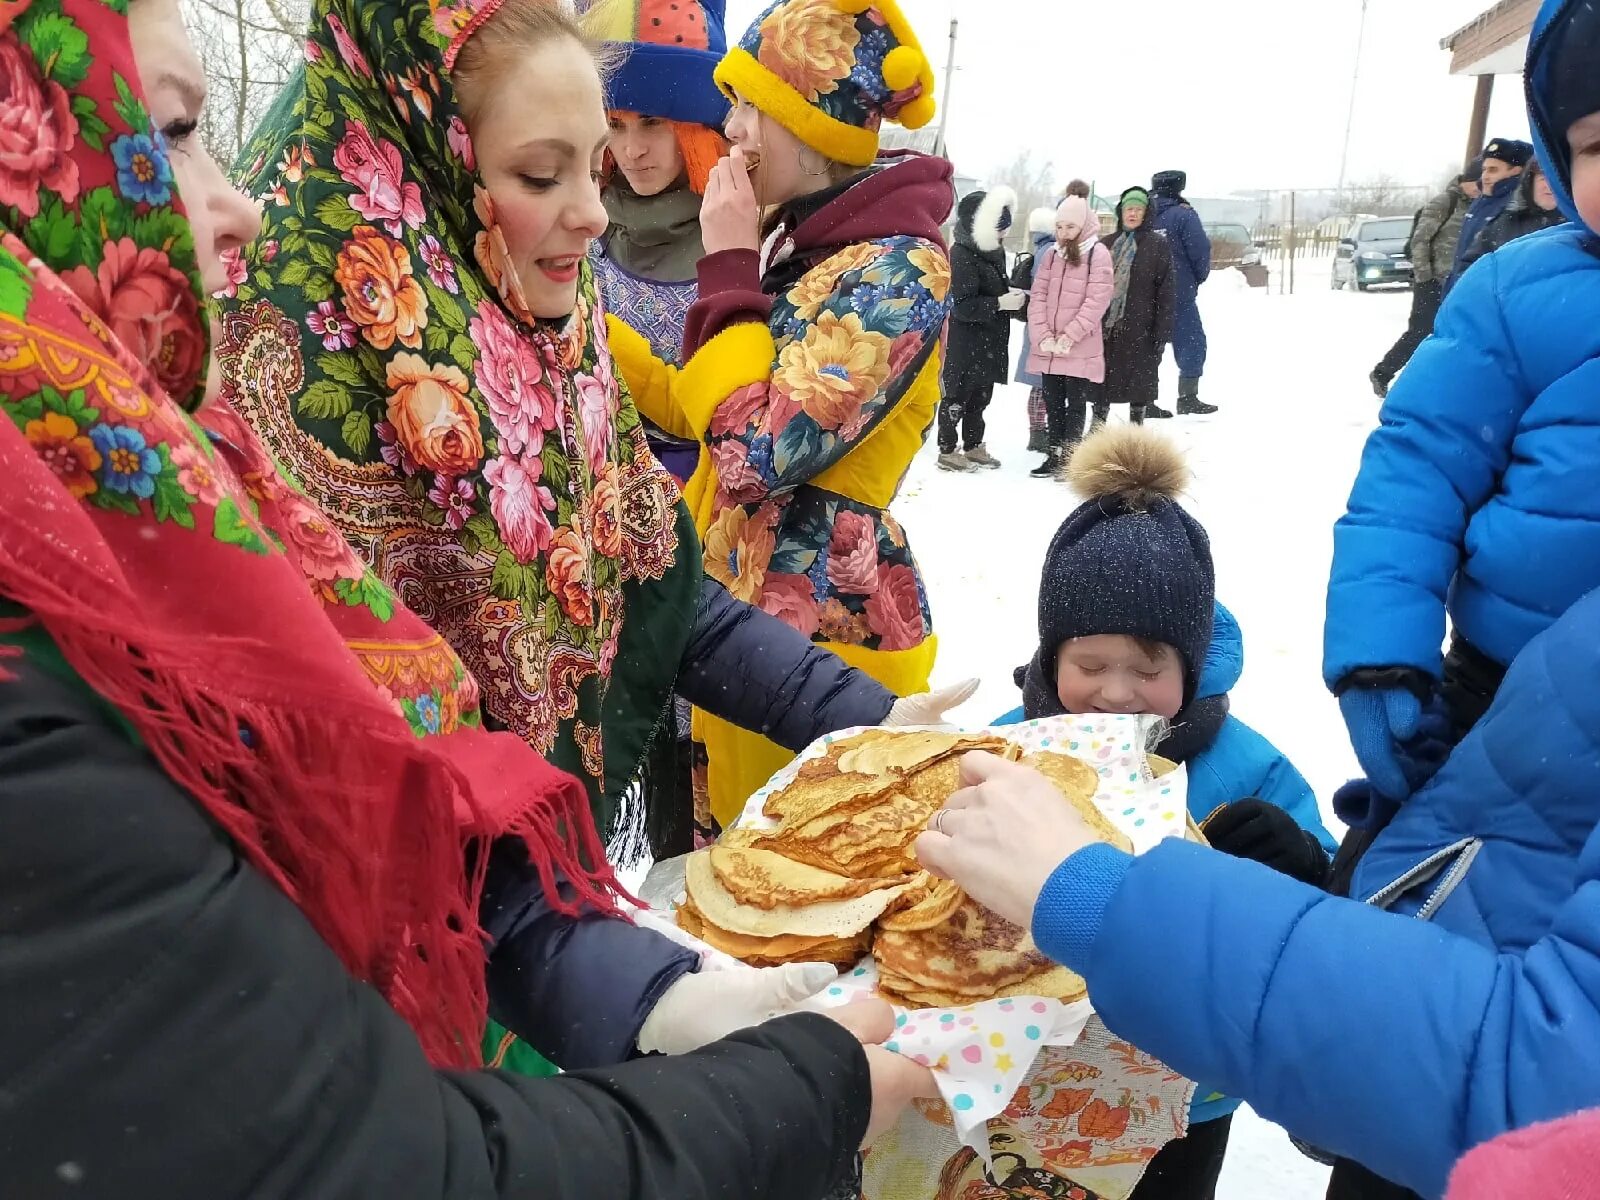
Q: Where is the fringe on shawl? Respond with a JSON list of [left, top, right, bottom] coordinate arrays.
[[0, 522, 623, 1069]]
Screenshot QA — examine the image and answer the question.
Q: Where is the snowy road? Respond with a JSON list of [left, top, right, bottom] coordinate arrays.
[[898, 260, 1415, 1197]]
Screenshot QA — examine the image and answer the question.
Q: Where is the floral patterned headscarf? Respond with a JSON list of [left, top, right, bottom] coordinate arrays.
[[218, 0, 701, 839], [0, 0, 621, 1067]]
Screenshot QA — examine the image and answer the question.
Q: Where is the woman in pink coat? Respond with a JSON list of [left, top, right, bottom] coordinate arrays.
[[1027, 195, 1114, 476]]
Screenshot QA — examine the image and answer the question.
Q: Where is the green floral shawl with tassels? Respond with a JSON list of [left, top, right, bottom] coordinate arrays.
[[217, 0, 700, 843]]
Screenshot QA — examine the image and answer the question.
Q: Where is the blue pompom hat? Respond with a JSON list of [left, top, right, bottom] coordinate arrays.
[[580, 0, 731, 130]]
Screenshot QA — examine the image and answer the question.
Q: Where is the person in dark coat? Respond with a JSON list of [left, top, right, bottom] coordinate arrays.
[[0, 3, 939, 1191], [1093, 187, 1177, 426], [0, 647, 910, 1200], [1445, 137, 1536, 291], [939, 186, 1021, 471], [1147, 170, 1217, 417], [1458, 158, 1568, 273], [1369, 166, 1480, 399]]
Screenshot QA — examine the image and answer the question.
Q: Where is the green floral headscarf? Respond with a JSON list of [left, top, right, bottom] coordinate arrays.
[[217, 0, 700, 839]]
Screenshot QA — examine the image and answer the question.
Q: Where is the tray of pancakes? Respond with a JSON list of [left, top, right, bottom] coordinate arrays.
[[674, 728, 1135, 1008]]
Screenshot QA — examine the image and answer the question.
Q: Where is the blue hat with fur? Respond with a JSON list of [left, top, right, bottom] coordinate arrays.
[[1526, 0, 1600, 228], [581, 0, 730, 130]]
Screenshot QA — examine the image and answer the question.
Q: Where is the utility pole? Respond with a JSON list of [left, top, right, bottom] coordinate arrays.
[[934, 18, 957, 159], [1334, 0, 1371, 216]]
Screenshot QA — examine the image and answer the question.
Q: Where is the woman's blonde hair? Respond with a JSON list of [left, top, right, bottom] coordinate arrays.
[[453, 0, 612, 129]]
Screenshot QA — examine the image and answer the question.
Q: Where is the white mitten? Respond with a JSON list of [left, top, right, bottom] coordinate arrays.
[[884, 679, 981, 728], [636, 962, 839, 1055], [997, 290, 1026, 312]]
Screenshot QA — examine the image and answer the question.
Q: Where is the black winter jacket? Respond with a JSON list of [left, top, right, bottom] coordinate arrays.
[[943, 191, 1015, 393], [0, 654, 872, 1200], [1098, 218, 1177, 409], [1459, 172, 1569, 272], [683, 578, 896, 752]]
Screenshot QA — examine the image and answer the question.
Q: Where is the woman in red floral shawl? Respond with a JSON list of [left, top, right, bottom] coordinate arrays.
[[0, 0, 928, 1191]]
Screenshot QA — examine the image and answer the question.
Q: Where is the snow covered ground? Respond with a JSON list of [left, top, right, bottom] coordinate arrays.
[[896, 257, 1416, 1197]]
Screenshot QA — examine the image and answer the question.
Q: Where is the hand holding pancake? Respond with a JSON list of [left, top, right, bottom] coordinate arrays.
[[701, 144, 762, 256], [884, 678, 981, 728], [915, 751, 1121, 928], [676, 731, 1121, 1009], [637, 960, 841, 1055]]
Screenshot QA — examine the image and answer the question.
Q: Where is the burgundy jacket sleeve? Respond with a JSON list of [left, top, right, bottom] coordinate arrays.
[[682, 249, 772, 358]]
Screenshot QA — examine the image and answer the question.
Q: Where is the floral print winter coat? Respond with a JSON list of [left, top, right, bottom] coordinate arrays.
[[611, 151, 955, 817], [615, 155, 953, 656]]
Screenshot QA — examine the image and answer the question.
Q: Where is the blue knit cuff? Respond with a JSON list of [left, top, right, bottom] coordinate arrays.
[[1030, 843, 1135, 972]]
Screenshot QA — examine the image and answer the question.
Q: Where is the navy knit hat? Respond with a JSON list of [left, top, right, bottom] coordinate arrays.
[[1151, 170, 1187, 199], [1482, 137, 1536, 169], [1036, 427, 1215, 705]]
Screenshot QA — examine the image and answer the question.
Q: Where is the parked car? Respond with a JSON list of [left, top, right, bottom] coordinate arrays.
[[1205, 222, 1269, 287], [1332, 216, 1415, 291]]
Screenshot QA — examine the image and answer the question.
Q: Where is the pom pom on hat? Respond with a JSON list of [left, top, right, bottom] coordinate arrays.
[[1068, 425, 1190, 511], [883, 45, 924, 92]]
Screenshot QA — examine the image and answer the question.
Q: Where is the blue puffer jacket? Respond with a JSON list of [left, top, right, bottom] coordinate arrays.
[[1002, 604, 1332, 848], [1036, 581, 1600, 1198], [1324, 41, 1600, 691], [1151, 196, 1211, 297], [998, 603, 1334, 1126]]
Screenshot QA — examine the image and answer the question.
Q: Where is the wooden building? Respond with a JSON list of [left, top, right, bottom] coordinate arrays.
[[1442, 0, 1539, 167]]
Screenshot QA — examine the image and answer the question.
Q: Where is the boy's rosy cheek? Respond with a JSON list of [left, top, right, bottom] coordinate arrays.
[[1571, 160, 1600, 231]]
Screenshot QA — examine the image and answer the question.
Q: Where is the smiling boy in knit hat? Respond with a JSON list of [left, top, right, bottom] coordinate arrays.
[[997, 424, 1334, 1200]]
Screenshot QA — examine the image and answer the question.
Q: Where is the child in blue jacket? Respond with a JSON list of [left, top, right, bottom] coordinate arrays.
[[934, 15, 1600, 1196], [1325, 0, 1600, 821], [999, 424, 1334, 1200]]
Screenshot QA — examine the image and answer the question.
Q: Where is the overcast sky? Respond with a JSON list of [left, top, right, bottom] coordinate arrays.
[[723, 0, 1535, 196]]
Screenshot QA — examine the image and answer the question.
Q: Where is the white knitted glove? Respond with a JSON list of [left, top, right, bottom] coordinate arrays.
[[636, 962, 839, 1055], [997, 290, 1026, 312], [885, 679, 981, 729]]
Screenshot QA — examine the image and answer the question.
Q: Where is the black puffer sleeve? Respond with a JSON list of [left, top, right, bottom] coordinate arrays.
[[0, 653, 873, 1200], [679, 578, 896, 751]]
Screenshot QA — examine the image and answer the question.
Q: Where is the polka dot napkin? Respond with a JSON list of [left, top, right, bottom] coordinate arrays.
[[728, 712, 1192, 1155]]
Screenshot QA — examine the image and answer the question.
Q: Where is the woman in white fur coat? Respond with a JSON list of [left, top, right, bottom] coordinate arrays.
[[937, 186, 1020, 472]]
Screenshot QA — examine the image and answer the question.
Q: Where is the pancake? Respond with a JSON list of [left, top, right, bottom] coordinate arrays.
[[1023, 751, 1133, 854], [684, 848, 910, 939], [873, 896, 1053, 997], [710, 845, 898, 910]]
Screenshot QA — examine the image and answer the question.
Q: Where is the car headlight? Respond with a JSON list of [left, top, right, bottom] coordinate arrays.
[[1358, 251, 1388, 263]]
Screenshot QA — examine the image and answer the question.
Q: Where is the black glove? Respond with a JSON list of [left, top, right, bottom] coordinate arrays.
[[1202, 799, 1331, 887]]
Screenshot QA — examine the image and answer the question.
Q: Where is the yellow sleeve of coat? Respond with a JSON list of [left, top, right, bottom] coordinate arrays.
[[676, 322, 779, 438], [606, 315, 694, 442]]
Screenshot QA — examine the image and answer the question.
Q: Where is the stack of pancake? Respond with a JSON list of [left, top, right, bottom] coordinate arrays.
[[676, 729, 1134, 1007]]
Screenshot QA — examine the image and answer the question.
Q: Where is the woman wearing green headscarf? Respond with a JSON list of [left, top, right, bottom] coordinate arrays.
[[216, 0, 961, 866], [0, 0, 934, 1189]]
